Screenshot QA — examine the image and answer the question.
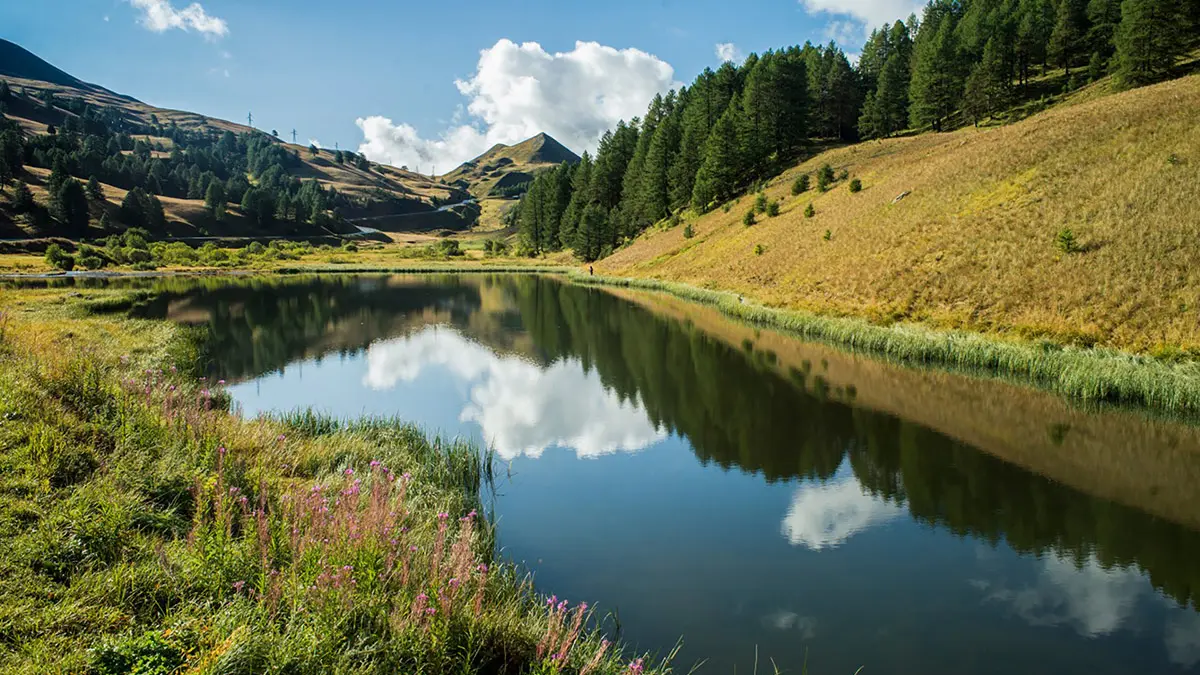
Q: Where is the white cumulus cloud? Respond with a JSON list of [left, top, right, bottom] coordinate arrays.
[[363, 327, 666, 460], [780, 464, 904, 550], [129, 0, 228, 38], [356, 39, 679, 172], [798, 0, 924, 42], [715, 42, 744, 64]]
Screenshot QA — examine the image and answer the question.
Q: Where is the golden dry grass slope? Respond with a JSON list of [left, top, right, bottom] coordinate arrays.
[[598, 74, 1200, 354]]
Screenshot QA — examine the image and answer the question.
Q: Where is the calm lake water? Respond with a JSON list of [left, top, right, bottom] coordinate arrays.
[[97, 273, 1200, 673]]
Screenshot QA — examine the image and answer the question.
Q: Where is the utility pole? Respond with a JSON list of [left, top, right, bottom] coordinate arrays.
[[247, 111, 253, 128], [291, 129, 297, 144]]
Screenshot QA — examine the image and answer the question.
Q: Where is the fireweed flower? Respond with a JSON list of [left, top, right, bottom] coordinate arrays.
[[233, 580, 245, 592], [344, 468, 354, 477]]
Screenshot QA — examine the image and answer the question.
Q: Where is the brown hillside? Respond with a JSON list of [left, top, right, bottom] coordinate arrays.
[[443, 132, 580, 198], [598, 74, 1200, 354]]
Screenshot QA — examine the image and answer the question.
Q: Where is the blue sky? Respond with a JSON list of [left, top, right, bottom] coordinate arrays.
[[1, 0, 921, 170]]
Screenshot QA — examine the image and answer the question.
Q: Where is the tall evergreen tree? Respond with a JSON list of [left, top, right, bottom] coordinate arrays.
[[205, 180, 227, 221], [964, 38, 1013, 124], [1113, 0, 1185, 87], [691, 95, 744, 212], [51, 178, 90, 231], [1050, 0, 1091, 75], [910, 6, 966, 131]]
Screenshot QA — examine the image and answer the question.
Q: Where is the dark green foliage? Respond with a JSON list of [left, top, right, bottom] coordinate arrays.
[[1114, 0, 1186, 88], [1051, 0, 1091, 75], [12, 181, 35, 212], [204, 180, 226, 221], [743, 209, 756, 226], [79, 254, 105, 270], [849, 178, 863, 193], [1088, 51, 1108, 80], [823, 229, 833, 241], [240, 187, 276, 227], [766, 200, 780, 217], [817, 164, 835, 192], [1056, 227, 1079, 253], [44, 243, 74, 270], [964, 38, 1013, 124], [805, 203, 816, 218], [754, 191, 769, 213], [910, 3, 966, 132], [683, 223, 695, 239], [754, 243, 765, 255], [51, 178, 90, 231], [85, 176, 104, 201], [792, 174, 810, 195]]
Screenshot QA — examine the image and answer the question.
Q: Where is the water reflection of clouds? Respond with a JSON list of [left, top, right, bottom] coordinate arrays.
[[976, 552, 1200, 664], [780, 463, 904, 550], [762, 610, 818, 639], [363, 327, 665, 460]]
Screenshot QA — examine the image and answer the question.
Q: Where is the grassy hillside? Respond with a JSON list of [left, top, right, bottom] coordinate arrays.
[[0, 39, 470, 239], [443, 133, 580, 199], [598, 73, 1200, 355]]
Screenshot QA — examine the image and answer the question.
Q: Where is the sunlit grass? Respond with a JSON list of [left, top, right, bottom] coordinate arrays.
[[598, 73, 1200, 355], [0, 289, 665, 674], [572, 273, 1200, 417]]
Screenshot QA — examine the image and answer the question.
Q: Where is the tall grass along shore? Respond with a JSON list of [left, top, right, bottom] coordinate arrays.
[[569, 273, 1200, 419], [0, 287, 665, 674]]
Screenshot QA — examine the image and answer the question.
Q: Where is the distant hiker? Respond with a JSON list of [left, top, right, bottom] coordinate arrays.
[[589, 265, 593, 276]]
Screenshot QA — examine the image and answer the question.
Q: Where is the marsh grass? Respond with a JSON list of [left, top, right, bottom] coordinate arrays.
[[570, 273, 1200, 417], [0, 290, 664, 675]]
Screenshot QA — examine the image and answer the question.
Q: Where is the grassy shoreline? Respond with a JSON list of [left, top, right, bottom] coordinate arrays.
[[567, 273, 1200, 418], [6, 260, 1200, 418], [0, 287, 663, 674]]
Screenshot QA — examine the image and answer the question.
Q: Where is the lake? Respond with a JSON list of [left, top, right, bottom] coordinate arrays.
[[107, 273, 1200, 673]]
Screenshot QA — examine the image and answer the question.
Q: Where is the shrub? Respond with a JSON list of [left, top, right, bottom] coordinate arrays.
[[722, 202, 733, 213], [683, 224, 695, 239], [791, 175, 810, 195], [817, 164, 835, 192], [79, 255, 105, 270], [246, 241, 266, 255], [804, 203, 815, 218], [766, 201, 780, 217], [742, 210, 756, 226], [45, 244, 75, 270], [754, 244, 765, 256], [838, 169, 849, 181], [669, 212, 682, 228], [754, 191, 769, 214], [125, 248, 152, 264], [849, 179, 862, 193], [437, 239, 462, 257], [1056, 228, 1079, 254], [342, 242, 359, 253], [823, 229, 832, 241]]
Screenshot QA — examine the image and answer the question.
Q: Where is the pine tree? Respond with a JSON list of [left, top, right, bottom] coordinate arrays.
[[0, 80, 9, 101], [205, 181, 227, 221], [964, 38, 1012, 124], [1017, 0, 1056, 82], [13, 181, 35, 212], [1050, 0, 1090, 76], [911, 8, 966, 132], [51, 179, 91, 231], [638, 108, 681, 228], [691, 96, 743, 212], [85, 176, 104, 201], [1087, 0, 1123, 58], [120, 188, 147, 227], [1113, 0, 1184, 87]]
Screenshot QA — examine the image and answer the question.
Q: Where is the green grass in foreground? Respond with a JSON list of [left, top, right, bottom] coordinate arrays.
[[570, 273, 1200, 418], [0, 293, 664, 674]]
